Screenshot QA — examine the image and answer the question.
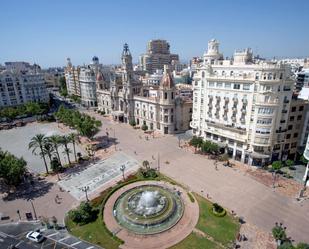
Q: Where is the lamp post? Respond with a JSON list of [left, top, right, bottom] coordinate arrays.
[[120, 165, 126, 181], [28, 200, 37, 220], [157, 153, 160, 172], [82, 186, 90, 202]]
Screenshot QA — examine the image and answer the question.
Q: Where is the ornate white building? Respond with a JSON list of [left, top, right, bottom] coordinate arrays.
[[191, 39, 295, 166], [97, 44, 192, 134]]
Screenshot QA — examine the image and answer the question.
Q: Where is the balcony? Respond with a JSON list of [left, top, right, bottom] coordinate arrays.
[[206, 121, 246, 135], [276, 129, 287, 133]]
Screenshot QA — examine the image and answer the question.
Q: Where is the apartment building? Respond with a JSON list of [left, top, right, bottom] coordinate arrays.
[[191, 39, 294, 166], [139, 40, 179, 73], [0, 63, 48, 107]]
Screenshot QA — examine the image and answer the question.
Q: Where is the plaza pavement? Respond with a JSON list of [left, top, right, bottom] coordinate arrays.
[[90, 112, 309, 244]]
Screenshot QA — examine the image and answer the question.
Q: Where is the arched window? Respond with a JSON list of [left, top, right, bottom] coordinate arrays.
[[263, 73, 267, 80], [267, 73, 272, 80], [255, 73, 259, 80], [273, 73, 276, 80], [202, 71, 205, 78], [279, 73, 283, 80]]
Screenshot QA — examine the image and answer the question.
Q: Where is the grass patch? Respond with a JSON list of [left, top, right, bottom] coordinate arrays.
[[194, 194, 240, 246], [169, 232, 221, 249], [66, 216, 121, 249]]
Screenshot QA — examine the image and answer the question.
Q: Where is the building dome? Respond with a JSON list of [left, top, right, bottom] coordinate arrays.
[[92, 56, 99, 64], [160, 65, 174, 89]]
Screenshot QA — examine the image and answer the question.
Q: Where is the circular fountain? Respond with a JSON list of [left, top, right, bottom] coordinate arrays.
[[113, 184, 184, 234]]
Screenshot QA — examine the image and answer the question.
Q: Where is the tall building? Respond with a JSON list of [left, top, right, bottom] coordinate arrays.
[[139, 40, 179, 73], [65, 56, 103, 107], [97, 44, 192, 134], [0, 62, 48, 107], [191, 39, 295, 166]]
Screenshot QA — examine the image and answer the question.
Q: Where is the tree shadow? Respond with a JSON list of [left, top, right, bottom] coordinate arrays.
[[2, 176, 53, 201]]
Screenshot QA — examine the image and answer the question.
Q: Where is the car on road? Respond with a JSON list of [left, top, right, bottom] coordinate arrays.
[[26, 231, 44, 243]]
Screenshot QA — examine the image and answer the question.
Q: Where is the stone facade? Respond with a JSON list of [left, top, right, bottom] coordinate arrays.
[[97, 44, 192, 134]]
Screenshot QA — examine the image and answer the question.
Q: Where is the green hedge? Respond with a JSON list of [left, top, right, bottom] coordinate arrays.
[[210, 207, 226, 217], [187, 192, 195, 203]]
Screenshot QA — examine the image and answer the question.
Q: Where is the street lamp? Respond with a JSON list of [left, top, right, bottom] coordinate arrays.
[[157, 153, 160, 172], [81, 186, 90, 202], [120, 165, 126, 181], [28, 200, 38, 220]]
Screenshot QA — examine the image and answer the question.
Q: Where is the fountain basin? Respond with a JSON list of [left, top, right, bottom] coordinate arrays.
[[113, 184, 184, 234]]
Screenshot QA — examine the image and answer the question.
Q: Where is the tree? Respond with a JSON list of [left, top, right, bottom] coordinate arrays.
[[272, 161, 283, 171], [189, 136, 204, 152], [272, 223, 287, 241], [60, 135, 71, 165], [29, 134, 49, 174], [48, 135, 62, 165], [142, 160, 150, 170], [129, 120, 136, 127], [69, 201, 98, 225], [0, 148, 27, 186], [300, 155, 308, 165], [141, 124, 148, 131], [68, 133, 78, 162]]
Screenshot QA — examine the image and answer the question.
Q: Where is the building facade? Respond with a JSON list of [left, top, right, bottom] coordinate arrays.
[[191, 39, 294, 166], [0, 64, 48, 107], [97, 44, 192, 134], [139, 40, 179, 74]]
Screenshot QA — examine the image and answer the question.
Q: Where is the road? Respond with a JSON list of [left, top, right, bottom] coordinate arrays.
[[89, 112, 309, 244]]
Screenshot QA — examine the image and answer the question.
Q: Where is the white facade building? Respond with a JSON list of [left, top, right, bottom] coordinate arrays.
[[191, 39, 294, 166], [0, 64, 48, 107]]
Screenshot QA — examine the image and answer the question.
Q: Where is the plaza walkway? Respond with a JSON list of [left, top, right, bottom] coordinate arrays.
[[91, 112, 309, 244]]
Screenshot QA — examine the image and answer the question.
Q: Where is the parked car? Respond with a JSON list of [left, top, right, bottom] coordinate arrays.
[[26, 231, 44, 243]]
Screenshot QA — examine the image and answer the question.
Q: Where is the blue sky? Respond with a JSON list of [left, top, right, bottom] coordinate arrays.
[[1, 0, 309, 67]]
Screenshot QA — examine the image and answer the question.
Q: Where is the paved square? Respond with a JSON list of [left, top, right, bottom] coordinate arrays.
[[58, 152, 139, 200]]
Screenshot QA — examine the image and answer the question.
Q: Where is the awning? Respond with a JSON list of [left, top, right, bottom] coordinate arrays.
[[112, 111, 124, 117], [250, 151, 270, 159]]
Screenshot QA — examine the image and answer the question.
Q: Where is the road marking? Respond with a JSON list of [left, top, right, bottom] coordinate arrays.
[[70, 241, 82, 246], [58, 235, 70, 242], [0, 231, 7, 238], [16, 241, 23, 246], [85, 246, 94, 249], [47, 232, 59, 237]]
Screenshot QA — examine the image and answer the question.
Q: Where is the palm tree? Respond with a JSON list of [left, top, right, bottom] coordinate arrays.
[[29, 134, 49, 174], [48, 135, 62, 165], [68, 133, 78, 162], [42, 142, 54, 163], [61, 135, 71, 165]]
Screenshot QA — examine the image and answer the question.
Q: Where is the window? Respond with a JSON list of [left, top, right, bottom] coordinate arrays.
[[299, 106, 304, 111], [171, 92, 174, 99], [209, 82, 215, 87], [294, 133, 298, 138], [289, 116, 295, 121], [257, 119, 272, 124], [284, 144, 289, 150], [202, 71, 205, 78], [291, 107, 296, 112], [243, 84, 250, 90], [233, 84, 240, 90], [224, 83, 231, 88], [288, 125, 293, 130], [164, 92, 167, 99], [216, 82, 223, 88], [286, 134, 291, 139], [291, 142, 297, 148], [297, 115, 302, 121], [258, 107, 274, 114], [255, 73, 259, 80]]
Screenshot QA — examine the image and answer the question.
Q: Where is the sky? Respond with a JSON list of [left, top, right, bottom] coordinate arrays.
[[1, 0, 309, 68]]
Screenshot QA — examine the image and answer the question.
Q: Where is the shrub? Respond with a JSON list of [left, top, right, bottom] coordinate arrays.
[[187, 192, 195, 203], [272, 161, 283, 171], [129, 120, 136, 127], [285, 160, 294, 167], [141, 124, 148, 131], [211, 203, 226, 217], [272, 223, 287, 241], [69, 201, 99, 225]]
